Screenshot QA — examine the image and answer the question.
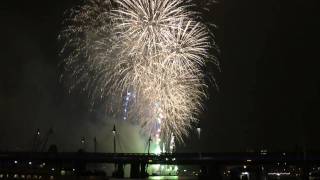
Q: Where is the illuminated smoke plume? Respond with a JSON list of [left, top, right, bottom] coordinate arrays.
[[59, 0, 217, 143]]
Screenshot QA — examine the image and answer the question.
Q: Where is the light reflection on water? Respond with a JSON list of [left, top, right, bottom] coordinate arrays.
[[148, 176, 196, 180], [111, 176, 197, 180]]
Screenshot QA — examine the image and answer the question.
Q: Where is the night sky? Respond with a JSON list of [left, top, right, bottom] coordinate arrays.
[[0, 0, 318, 153]]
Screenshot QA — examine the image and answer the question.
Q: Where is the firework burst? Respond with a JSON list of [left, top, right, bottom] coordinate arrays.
[[60, 0, 217, 142]]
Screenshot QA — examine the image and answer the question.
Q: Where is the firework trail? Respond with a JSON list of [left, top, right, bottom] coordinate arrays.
[[60, 0, 217, 142]]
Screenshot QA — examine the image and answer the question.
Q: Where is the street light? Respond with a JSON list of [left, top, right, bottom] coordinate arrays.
[[196, 127, 201, 140], [112, 125, 116, 153]]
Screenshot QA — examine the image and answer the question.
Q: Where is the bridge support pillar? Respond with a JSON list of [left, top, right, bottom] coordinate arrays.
[[140, 162, 148, 178], [130, 162, 148, 178], [112, 163, 124, 178], [130, 162, 140, 178], [258, 166, 268, 180]]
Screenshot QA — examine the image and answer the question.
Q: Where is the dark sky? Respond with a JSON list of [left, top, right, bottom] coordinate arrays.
[[0, 0, 319, 153]]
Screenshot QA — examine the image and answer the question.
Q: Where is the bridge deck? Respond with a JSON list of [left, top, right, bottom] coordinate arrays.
[[0, 152, 320, 165]]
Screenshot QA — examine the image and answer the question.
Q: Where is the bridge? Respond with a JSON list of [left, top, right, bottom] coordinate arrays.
[[1, 152, 320, 164], [0, 152, 319, 178]]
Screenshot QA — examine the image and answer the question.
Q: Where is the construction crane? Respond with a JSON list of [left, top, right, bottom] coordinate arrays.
[[40, 128, 53, 152], [31, 129, 41, 152], [31, 128, 53, 152]]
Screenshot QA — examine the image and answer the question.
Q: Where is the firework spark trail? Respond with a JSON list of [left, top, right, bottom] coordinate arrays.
[[60, 0, 217, 142], [59, 0, 115, 100], [129, 59, 205, 141], [111, 0, 213, 141], [112, 0, 193, 56]]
